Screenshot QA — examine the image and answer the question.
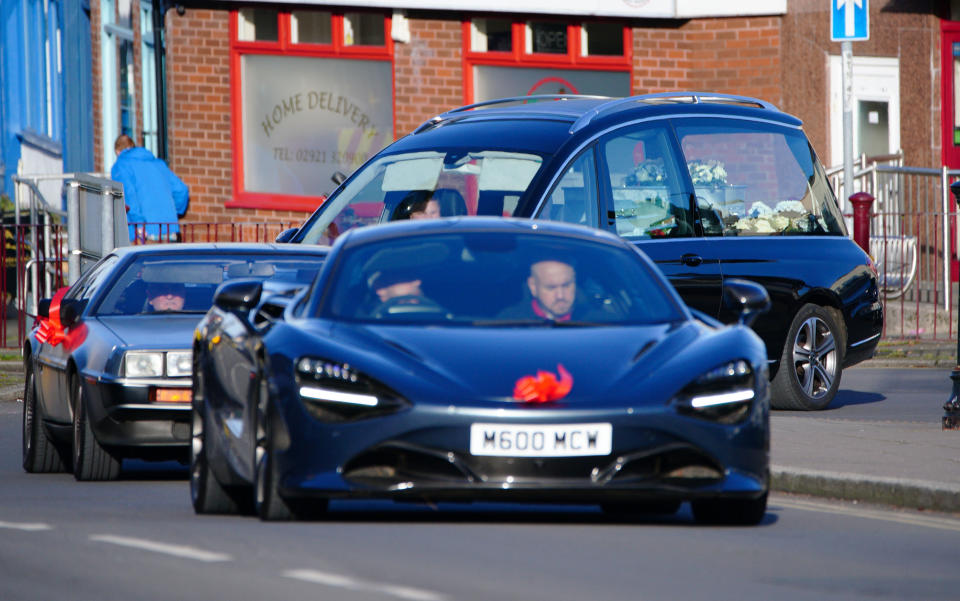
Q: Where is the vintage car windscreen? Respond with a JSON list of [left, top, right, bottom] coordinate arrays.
[[299, 150, 547, 245], [320, 232, 684, 325], [672, 118, 846, 237], [94, 254, 325, 316]]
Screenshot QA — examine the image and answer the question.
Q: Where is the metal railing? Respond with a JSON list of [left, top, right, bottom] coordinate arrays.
[[830, 151, 960, 341], [1, 217, 299, 349]]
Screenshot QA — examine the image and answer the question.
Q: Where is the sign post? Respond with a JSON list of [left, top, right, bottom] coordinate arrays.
[[831, 0, 869, 211]]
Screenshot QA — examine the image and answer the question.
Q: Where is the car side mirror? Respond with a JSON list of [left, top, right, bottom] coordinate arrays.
[[37, 298, 51, 319], [59, 299, 87, 328], [331, 171, 347, 186], [275, 228, 299, 243], [214, 280, 263, 312], [722, 279, 770, 328]]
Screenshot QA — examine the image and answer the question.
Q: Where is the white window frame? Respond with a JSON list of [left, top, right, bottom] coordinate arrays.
[[828, 56, 901, 169], [100, 0, 136, 171], [140, 1, 158, 155]]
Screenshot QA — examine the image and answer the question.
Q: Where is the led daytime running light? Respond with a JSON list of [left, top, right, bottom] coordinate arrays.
[[690, 389, 755, 408], [299, 386, 379, 407]]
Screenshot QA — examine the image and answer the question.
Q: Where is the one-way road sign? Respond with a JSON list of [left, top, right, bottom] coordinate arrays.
[[831, 0, 869, 41]]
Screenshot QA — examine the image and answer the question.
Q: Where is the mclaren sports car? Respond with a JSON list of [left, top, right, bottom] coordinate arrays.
[[191, 218, 772, 524]]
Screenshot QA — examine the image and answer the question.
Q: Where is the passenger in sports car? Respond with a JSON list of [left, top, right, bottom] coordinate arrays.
[[146, 282, 186, 312], [499, 258, 583, 321]]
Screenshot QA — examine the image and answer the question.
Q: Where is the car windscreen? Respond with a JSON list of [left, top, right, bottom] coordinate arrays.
[[319, 232, 684, 326], [298, 150, 547, 245], [94, 253, 325, 316]]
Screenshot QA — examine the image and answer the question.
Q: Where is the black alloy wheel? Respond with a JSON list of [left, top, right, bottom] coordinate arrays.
[[71, 373, 121, 481], [190, 372, 246, 514], [254, 373, 327, 521], [22, 368, 66, 473], [771, 303, 845, 411]]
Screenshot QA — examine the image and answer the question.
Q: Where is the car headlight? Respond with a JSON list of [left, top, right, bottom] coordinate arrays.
[[295, 357, 408, 422], [123, 350, 192, 378], [166, 351, 193, 377], [124, 351, 164, 378], [675, 359, 756, 424]]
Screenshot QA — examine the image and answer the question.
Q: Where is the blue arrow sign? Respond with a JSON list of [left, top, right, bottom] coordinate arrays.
[[831, 0, 869, 41]]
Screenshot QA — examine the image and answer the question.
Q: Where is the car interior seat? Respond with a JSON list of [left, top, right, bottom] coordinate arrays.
[[550, 188, 588, 225], [477, 190, 505, 216], [432, 188, 468, 217]]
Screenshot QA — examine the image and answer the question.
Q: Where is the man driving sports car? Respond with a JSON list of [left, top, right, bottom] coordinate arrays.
[[498, 258, 593, 321]]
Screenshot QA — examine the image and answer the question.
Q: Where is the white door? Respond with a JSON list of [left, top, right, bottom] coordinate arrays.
[[828, 55, 901, 168]]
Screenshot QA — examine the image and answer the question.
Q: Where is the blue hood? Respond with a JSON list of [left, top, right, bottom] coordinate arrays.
[[327, 321, 706, 405], [97, 315, 202, 349]]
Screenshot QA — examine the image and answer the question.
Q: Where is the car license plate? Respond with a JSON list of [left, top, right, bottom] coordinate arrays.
[[469, 423, 612, 457]]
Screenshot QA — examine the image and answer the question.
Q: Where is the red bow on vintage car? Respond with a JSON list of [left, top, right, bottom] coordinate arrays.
[[35, 287, 69, 346], [513, 364, 573, 403]]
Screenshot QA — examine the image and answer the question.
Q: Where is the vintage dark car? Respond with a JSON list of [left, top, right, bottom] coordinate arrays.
[[21, 243, 327, 480], [281, 92, 884, 411], [192, 219, 773, 524]]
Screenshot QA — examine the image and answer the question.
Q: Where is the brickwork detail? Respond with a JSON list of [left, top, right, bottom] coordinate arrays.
[[166, 9, 306, 226], [632, 17, 782, 106], [394, 19, 463, 137]]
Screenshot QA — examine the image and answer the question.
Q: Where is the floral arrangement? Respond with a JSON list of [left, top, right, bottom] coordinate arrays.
[[624, 160, 666, 186], [687, 159, 727, 187]]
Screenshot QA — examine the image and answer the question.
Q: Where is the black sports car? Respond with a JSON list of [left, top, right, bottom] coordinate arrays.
[[22, 243, 327, 481], [192, 219, 773, 524]]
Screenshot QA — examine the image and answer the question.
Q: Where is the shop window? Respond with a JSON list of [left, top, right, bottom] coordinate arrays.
[[230, 9, 393, 211], [527, 22, 567, 55], [344, 13, 385, 46], [238, 8, 278, 42], [465, 17, 630, 103], [582, 22, 623, 56], [471, 19, 511, 53], [292, 10, 332, 45]]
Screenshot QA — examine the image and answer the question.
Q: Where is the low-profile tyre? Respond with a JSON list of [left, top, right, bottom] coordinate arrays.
[[22, 369, 66, 473], [601, 500, 682, 517], [190, 398, 245, 515], [254, 377, 327, 521], [691, 493, 767, 526], [771, 303, 845, 411], [71, 374, 121, 481]]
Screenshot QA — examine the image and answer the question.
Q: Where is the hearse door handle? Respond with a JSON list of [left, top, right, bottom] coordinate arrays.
[[681, 253, 703, 267]]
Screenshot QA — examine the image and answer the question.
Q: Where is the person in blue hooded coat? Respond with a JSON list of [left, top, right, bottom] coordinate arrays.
[[111, 134, 189, 242]]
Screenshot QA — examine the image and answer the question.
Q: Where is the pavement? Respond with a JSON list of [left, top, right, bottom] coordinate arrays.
[[2, 343, 959, 514]]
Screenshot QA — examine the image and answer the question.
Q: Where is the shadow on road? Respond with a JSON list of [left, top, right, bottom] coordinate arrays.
[[272, 500, 780, 528], [826, 389, 886, 409], [119, 459, 188, 481]]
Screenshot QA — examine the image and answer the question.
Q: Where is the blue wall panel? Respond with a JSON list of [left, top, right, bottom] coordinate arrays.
[[0, 0, 92, 199]]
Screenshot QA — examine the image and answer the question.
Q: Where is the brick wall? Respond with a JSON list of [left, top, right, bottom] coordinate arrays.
[[632, 24, 691, 93], [394, 18, 463, 137], [782, 0, 941, 168], [632, 17, 781, 102], [165, 9, 306, 229]]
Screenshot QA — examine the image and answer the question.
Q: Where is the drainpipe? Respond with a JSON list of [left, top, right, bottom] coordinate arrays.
[[152, 0, 169, 161]]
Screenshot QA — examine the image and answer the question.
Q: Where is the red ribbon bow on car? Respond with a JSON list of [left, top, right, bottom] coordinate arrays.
[[513, 364, 573, 403], [35, 287, 68, 346]]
